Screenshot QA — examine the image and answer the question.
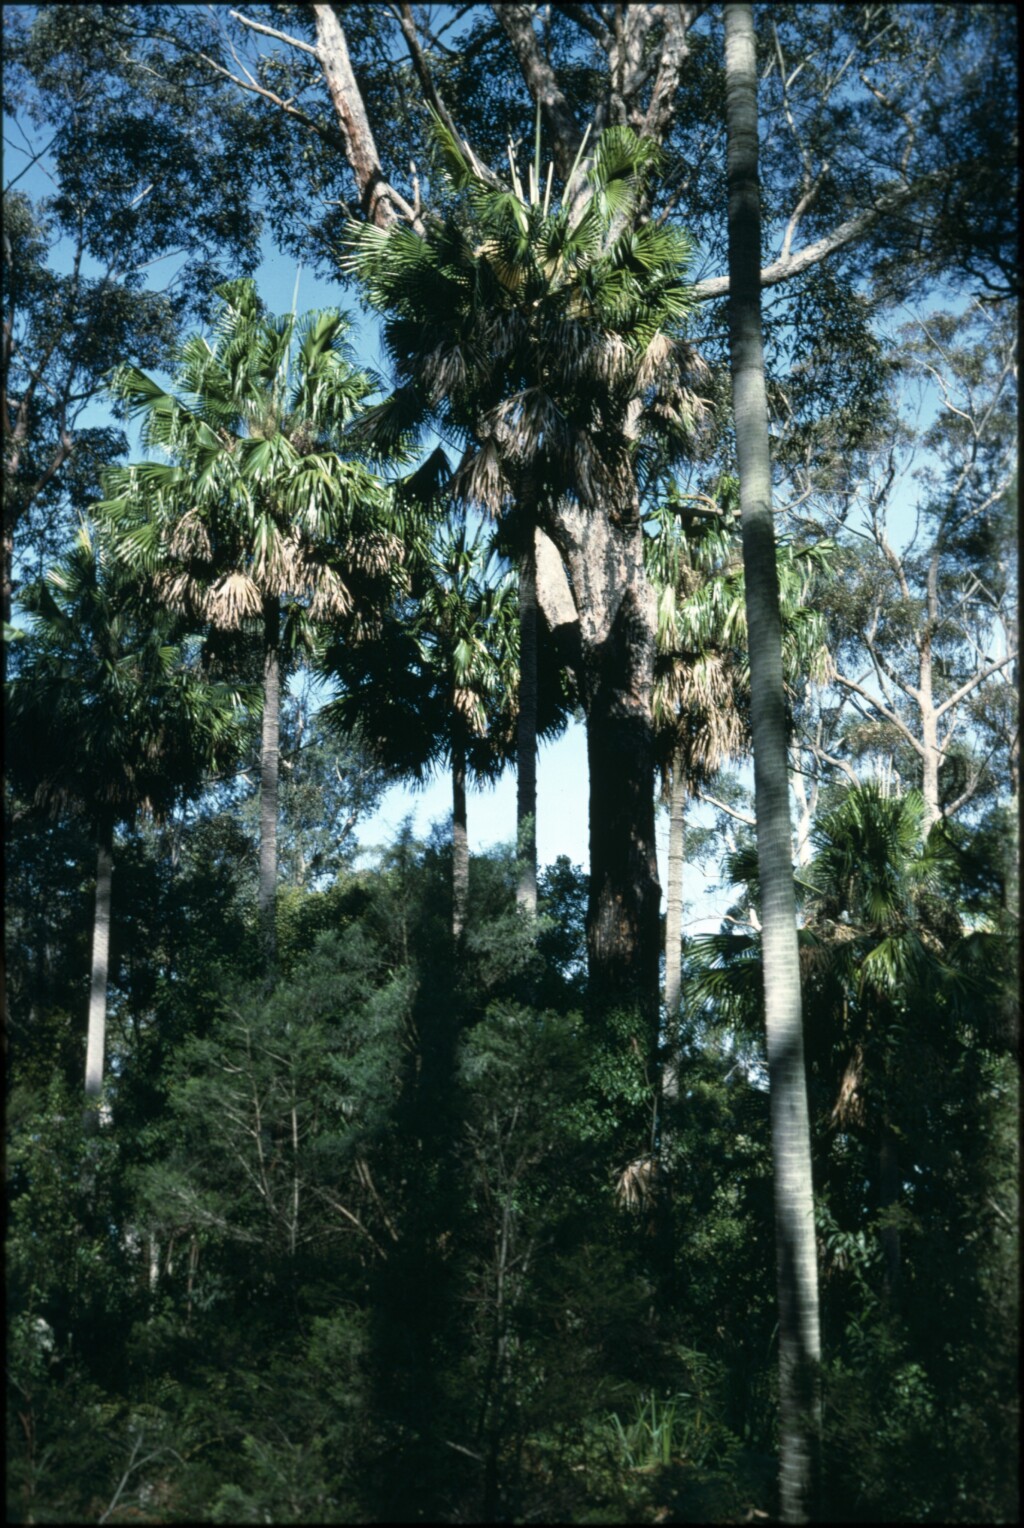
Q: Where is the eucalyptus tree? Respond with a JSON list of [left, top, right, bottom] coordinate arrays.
[[724, 6, 821, 1518], [98, 279, 401, 972], [825, 303, 1018, 828], [5, 524, 240, 1127], [346, 119, 706, 1021]]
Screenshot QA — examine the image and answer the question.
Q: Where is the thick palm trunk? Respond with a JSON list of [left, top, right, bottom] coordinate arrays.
[[84, 817, 114, 1131], [516, 539, 538, 916], [724, 6, 821, 1519], [259, 596, 282, 974], [452, 737, 469, 941], [546, 498, 661, 1036]]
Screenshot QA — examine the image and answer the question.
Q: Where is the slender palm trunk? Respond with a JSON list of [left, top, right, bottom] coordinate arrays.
[[452, 737, 469, 941], [724, 6, 821, 1519], [259, 596, 282, 975], [516, 538, 539, 916], [84, 817, 114, 1131], [664, 749, 687, 1022]]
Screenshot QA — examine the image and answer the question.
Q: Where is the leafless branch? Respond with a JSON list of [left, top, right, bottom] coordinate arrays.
[[691, 171, 947, 302], [227, 8, 319, 57], [695, 788, 755, 826]]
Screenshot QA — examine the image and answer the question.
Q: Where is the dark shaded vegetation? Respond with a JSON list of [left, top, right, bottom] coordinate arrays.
[[5, 785, 1017, 1522]]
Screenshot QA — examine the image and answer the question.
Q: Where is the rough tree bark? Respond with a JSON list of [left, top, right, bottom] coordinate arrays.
[[543, 492, 661, 1031], [724, 6, 821, 1520]]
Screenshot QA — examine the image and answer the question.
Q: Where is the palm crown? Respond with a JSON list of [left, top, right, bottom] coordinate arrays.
[[343, 119, 706, 518], [96, 278, 404, 974], [6, 522, 240, 825], [98, 278, 401, 641]]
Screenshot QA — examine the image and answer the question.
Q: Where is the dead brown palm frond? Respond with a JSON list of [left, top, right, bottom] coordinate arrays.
[[634, 329, 676, 388], [155, 569, 202, 616], [488, 388, 566, 465], [168, 511, 212, 562], [539, 317, 593, 375], [254, 526, 300, 592], [208, 571, 263, 627], [349, 528, 404, 578], [587, 330, 632, 387], [450, 437, 510, 514], [422, 341, 469, 404], [615, 1154, 659, 1211], [306, 564, 353, 621], [453, 686, 488, 735]]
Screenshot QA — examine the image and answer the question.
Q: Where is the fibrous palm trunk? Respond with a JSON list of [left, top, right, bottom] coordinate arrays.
[[516, 538, 539, 916], [259, 595, 282, 976], [724, 5, 822, 1519], [546, 497, 662, 1040], [84, 816, 114, 1131]]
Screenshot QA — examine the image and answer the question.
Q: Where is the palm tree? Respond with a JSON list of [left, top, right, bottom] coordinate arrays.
[[5, 524, 239, 1127], [649, 483, 833, 1031], [647, 491, 748, 1027], [322, 510, 519, 940], [345, 117, 706, 1023], [802, 782, 976, 1306], [691, 777, 995, 1306], [724, 5, 821, 1517], [98, 279, 401, 973]]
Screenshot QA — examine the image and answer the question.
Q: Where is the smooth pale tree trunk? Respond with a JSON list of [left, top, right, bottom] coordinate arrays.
[[516, 538, 539, 916], [259, 596, 282, 976], [919, 621, 942, 830], [452, 738, 469, 941], [545, 496, 661, 1039], [724, 6, 822, 1520], [664, 749, 687, 1023], [84, 817, 114, 1132]]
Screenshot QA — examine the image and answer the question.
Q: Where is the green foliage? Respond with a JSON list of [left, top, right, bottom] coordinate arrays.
[[6, 524, 242, 828], [5, 10, 1018, 1523]]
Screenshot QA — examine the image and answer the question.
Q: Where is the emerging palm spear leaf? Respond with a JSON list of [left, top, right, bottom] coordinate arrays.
[[344, 117, 708, 1019], [98, 280, 403, 973]]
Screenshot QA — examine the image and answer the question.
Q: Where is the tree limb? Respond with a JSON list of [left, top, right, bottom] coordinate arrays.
[[227, 8, 319, 56], [691, 172, 946, 302], [311, 3, 420, 229], [492, 3, 583, 178], [695, 788, 755, 826]]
